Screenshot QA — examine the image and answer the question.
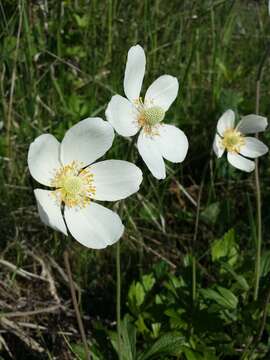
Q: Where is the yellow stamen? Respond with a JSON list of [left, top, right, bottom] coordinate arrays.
[[51, 161, 96, 208], [221, 128, 245, 153]]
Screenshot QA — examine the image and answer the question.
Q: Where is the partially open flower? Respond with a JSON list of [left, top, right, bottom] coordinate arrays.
[[105, 45, 188, 180], [213, 110, 268, 172], [28, 118, 143, 249]]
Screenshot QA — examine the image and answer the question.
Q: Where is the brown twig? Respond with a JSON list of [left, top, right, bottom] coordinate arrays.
[[0, 317, 45, 353], [0, 304, 63, 318], [63, 250, 90, 360]]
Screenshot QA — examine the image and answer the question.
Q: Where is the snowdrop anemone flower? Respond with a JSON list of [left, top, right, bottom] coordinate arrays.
[[105, 45, 188, 180], [28, 118, 143, 249], [213, 110, 268, 172]]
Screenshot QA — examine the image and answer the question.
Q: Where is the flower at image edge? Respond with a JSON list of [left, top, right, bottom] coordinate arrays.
[[213, 109, 268, 172]]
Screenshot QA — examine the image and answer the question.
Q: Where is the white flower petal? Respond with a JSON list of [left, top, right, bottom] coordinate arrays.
[[227, 152, 255, 172], [105, 95, 140, 137], [217, 109, 235, 136], [137, 132, 166, 179], [124, 45, 146, 102], [239, 137, 268, 158], [61, 118, 114, 166], [64, 203, 124, 249], [28, 134, 61, 186], [236, 115, 268, 134], [145, 75, 179, 111], [34, 189, 67, 235], [90, 160, 143, 201], [153, 124, 188, 163], [213, 133, 225, 158]]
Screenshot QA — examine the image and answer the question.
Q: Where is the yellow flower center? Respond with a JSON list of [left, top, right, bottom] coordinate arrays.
[[221, 128, 245, 153], [51, 161, 96, 208]]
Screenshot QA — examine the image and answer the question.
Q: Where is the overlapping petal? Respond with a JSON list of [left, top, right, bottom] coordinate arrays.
[[64, 202, 124, 249], [236, 115, 268, 134], [90, 160, 143, 201], [239, 137, 268, 158], [28, 134, 61, 186], [105, 95, 139, 136], [124, 45, 146, 101], [145, 75, 179, 111], [227, 152, 255, 172], [217, 109, 235, 136], [154, 124, 188, 163], [34, 189, 67, 235], [61, 118, 114, 166], [137, 132, 166, 179]]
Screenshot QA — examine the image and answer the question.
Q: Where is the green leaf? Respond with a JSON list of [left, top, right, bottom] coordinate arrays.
[[128, 282, 145, 313], [200, 286, 238, 310], [142, 273, 155, 292], [260, 251, 270, 277], [109, 315, 136, 360], [138, 332, 185, 360], [211, 229, 238, 266], [201, 202, 220, 225], [221, 262, 249, 291], [184, 348, 204, 360]]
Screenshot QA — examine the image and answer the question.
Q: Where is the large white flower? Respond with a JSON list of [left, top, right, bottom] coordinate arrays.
[[105, 45, 188, 180], [28, 118, 143, 249], [213, 110, 268, 172]]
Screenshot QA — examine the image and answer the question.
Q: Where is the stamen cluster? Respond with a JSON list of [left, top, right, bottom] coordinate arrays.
[[51, 161, 96, 208], [221, 128, 245, 153], [135, 98, 165, 136]]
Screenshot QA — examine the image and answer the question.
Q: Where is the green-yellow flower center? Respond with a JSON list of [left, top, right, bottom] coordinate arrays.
[[221, 128, 245, 153], [63, 176, 83, 195], [51, 161, 96, 208], [142, 106, 165, 126]]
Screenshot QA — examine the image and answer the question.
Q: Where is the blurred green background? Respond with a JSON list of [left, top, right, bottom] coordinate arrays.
[[1, 0, 270, 359]]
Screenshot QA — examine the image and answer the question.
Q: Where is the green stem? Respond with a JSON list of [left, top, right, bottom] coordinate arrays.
[[192, 256, 196, 302], [192, 163, 208, 303], [253, 81, 262, 302], [115, 134, 138, 359], [253, 41, 270, 300], [116, 241, 122, 359]]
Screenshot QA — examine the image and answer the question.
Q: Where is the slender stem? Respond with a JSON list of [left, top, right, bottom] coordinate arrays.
[[192, 163, 208, 303], [116, 241, 122, 359], [6, 0, 23, 168], [253, 82, 262, 301], [63, 250, 90, 360], [253, 42, 270, 300], [115, 134, 139, 359], [192, 256, 196, 302]]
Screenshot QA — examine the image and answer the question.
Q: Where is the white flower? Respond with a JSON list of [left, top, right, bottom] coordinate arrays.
[[28, 117, 143, 249], [213, 109, 268, 172], [105, 45, 188, 180]]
